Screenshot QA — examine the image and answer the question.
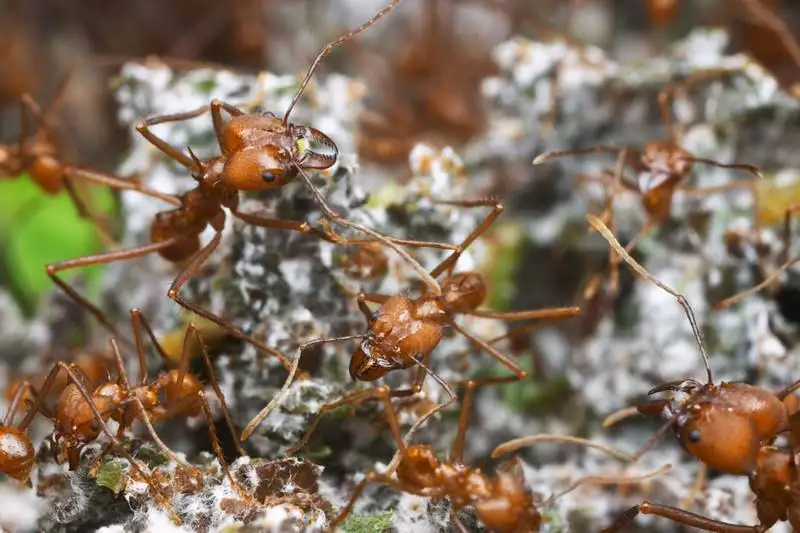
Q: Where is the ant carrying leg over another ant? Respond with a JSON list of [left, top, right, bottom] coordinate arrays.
[[44, 0, 469, 371], [244, 197, 580, 444], [588, 213, 800, 532]]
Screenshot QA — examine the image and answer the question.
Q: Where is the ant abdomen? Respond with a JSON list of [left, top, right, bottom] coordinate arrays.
[[441, 272, 487, 313], [28, 153, 62, 194], [0, 427, 35, 484]]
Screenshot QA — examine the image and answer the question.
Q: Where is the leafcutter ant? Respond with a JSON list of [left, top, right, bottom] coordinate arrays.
[[534, 70, 764, 303], [326, 377, 670, 532], [588, 213, 800, 532], [244, 198, 580, 444]]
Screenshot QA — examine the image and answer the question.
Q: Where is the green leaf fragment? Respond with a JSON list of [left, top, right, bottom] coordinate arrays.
[[339, 510, 394, 533], [95, 460, 127, 495]]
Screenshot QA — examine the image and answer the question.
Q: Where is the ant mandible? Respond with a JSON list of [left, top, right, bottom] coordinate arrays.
[[248, 198, 580, 444], [327, 376, 670, 532], [589, 213, 800, 532], [535, 69, 764, 301], [0, 60, 180, 245], [44, 0, 461, 369]]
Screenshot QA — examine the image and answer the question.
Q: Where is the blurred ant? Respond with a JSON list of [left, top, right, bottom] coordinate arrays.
[[588, 213, 800, 532], [326, 377, 670, 531], [738, 0, 800, 92], [356, 0, 496, 164], [534, 70, 764, 302], [0, 60, 180, 246], [245, 198, 580, 443], [44, 0, 460, 369], [31, 308, 248, 505], [0, 380, 39, 487]]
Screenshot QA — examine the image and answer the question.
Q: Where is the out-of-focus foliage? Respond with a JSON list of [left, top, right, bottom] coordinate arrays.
[[0, 175, 116, 313]]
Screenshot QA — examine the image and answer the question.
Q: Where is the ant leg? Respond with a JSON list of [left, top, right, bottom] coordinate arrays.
[[63, 165, 181, 207], [448, 320, 526, 379], [231, 209, 331, 238], [715, 250, 800, 310], [240, 335, 364, 442], [358, 291, 391, 306], [600, 501, 763, 533], [680, 463, 707, 510], [429, 198, 504, 279], [46, 239, 181, 341], [607, 220, 655, 295], [285, 386, 385, 455], [533, 144, 627, 167], [129, 308, 171, 386], [780, 204, 800, 265], [209, 99, 244, 153], [194, 390, 253, 502], [449, 376, 518, 462], [450, 508, 469, 533], [186, 324, 246, 457], [467, 306, 580, 321], [658, 69, 739, 145], [136, 106, 210, 170], [167, 231, 292, 369], [4, 380, 34, 428]]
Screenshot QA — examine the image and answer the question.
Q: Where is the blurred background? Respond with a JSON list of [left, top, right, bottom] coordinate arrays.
[[1, 0, 799, 314]]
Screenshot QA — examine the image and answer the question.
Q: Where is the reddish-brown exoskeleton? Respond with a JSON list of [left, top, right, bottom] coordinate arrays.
[[356, 0, 497, 164], [0, 64, 179, 245], [44, 0, 459, 370], [327, 377, 669, 532], [31, 308, 246, 503], [535, 70, 764, 303], [588, 213, 800, 532], [250, 198, 580, 445], [0, 380, 39, 487]]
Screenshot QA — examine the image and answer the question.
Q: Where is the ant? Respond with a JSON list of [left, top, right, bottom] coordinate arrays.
[[0, 379, 39, 487], [30, 308, 247, 506], [326, 377, 671, 532], [588, 213, 800, 532], [246, 198, 580, 444], [44, 0, 461, 369], [0, 58, 182, 246], [534, 69, 764, 302]]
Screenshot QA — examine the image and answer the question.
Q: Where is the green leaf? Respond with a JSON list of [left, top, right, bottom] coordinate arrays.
[[95, 460, 127, 495], [340, 510, 394, 533]]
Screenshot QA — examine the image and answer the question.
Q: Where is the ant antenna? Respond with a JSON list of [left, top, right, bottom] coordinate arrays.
[[282, 0, 404, 125], [491, 435, 635, 462], [586, 214, 714, 385], [240, 334, 365, 442]]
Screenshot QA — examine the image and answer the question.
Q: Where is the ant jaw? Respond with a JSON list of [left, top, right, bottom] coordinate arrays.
[[291, 126, 338, 170], [648, 378, 702, 396]]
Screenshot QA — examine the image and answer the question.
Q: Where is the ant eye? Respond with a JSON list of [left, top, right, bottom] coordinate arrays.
[[262, 171, 276, 183], [413, 353, 425, 362], [371, 310, 379, 322], [687, 429, 701, 443], [91, 420, 100, 432]]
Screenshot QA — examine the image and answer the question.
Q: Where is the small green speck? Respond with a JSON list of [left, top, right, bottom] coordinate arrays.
[[339, 510, 394, 533]]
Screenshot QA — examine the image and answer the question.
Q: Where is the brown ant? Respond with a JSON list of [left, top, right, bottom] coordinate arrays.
[[588, 213, 800, 532], [0, 59, 182, 245], [44, 0, 461, 369], [534, 70, 764, 302], [326, 377, 670, 532], [0, 380, 39, 487], [30, 308, 246, 506], [246, 198, 580, 444]]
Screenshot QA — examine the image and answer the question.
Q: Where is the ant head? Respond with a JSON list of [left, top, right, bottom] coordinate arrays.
[[441, 272, 487, 314], [395, 444, 440, 488], [641, 141, 693, 177], [290, 125, 338, 171], [223, 144, 295, 191], [653, 380, 787, 476], [0, 426, 35, 482]]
